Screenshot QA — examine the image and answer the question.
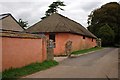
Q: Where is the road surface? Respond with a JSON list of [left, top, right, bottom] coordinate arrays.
[[24, 48, 118, 78]]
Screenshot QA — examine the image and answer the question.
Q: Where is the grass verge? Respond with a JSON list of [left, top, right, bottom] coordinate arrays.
[[2, 60, 58, 79], [71, 47, 103, 55]]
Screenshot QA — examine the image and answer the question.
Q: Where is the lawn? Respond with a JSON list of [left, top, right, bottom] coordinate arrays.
[[2, 60, 58, 79], [71, 47, 103, 55]]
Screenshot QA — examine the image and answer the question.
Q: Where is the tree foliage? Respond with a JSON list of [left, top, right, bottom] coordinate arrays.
[[18, 18, 28, 29], [98, 24, 115, 46], [87, 2, 120, 46], [41, 0, 66, 19]]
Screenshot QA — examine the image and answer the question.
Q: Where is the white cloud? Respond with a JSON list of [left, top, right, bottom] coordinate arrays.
[[0, 0, 119, 28]]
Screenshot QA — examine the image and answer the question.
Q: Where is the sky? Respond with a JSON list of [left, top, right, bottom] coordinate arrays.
[[0, 0, 119, 28]]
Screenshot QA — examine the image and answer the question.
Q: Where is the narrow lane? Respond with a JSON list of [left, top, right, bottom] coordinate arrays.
[[24, 48, 118, 78]]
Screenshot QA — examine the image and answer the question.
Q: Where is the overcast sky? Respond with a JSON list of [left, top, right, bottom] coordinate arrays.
[[0, 0, 119, 28]]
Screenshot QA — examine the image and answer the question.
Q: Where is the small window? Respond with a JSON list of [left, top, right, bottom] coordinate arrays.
[[49, 33, 55, 42], [92, 38, 93, 42], [83, 36, 85, 39]]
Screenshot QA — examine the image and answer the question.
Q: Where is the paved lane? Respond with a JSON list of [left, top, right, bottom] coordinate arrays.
[[24, 48, 118, 78]]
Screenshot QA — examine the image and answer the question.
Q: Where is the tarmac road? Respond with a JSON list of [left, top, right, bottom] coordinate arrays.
[[24, 48, 118, 78]]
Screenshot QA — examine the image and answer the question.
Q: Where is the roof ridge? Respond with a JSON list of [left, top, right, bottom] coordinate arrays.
[[57, 14, 73, 32], [0, 13, 11, 16], [56, 13, 84, 27], [0, 13, 11, 20], [56, 13, 85, 35]]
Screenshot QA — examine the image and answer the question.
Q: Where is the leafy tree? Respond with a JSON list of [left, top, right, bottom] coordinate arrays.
[[18, 18, 28, 29], [98, 24, 115, 46], [87, 2, 120, 46], [41, 0, 66, 19]]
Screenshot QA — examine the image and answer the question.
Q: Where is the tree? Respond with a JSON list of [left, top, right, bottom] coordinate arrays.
[[87, 2, 120, 46], [18, 18, 28, 29], [41, 0, 66, 19], [98, 24, 115, 46]]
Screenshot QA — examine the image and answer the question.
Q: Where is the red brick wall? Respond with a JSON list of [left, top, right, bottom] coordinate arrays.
[[1, 37, 47, 71]]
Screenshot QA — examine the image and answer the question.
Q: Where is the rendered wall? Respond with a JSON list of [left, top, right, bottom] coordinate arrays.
[[46, 33, 96, 55], [1, 37, 47, 71], [0, 38, 2, 72]]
